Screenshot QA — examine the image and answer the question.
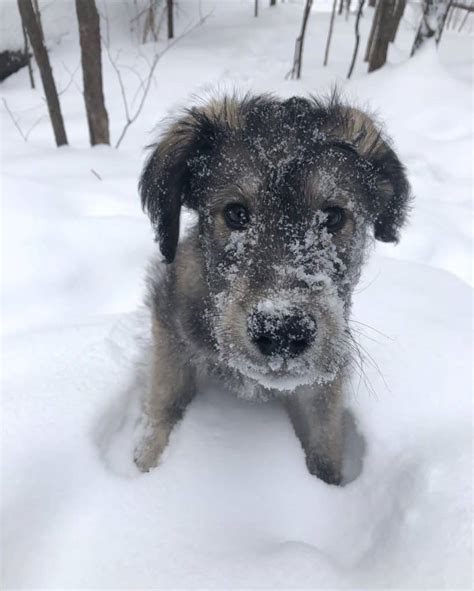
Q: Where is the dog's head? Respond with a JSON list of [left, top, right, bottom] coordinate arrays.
[[140, 94, 411, 390]]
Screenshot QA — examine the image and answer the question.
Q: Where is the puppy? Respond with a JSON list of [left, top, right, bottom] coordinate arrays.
[[134, 93, 410, 484]]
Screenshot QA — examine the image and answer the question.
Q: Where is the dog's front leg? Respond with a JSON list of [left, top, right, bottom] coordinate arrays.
[[134, 318, 195, 473], [285, 376, 344, 485]]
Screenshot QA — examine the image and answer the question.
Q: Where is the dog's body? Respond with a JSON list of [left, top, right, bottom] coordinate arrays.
[[135, 94, 410, 484]]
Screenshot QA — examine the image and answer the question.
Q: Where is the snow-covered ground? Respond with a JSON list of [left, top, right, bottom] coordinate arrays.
[[1, 1, 472, 588]]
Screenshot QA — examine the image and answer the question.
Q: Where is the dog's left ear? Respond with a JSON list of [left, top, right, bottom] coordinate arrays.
[[139, 109, 217, 263], [324, 106, 411, 243]]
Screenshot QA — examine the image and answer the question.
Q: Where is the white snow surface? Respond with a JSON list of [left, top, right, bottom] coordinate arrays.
[[1, 1, 472, 588]]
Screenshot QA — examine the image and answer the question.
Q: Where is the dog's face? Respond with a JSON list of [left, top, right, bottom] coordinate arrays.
[[141, 95, 410, 390]]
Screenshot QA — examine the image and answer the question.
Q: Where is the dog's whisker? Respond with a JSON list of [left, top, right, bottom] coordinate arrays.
[[342, 332, 380, 399], [349, 319, 392, 341], [347, 325, 387, 347], [346, 330, 386, 379]]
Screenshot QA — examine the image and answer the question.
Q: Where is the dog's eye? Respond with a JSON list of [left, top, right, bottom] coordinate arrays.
[[224, 203, 250, 230], [321, 207, 346, 232]]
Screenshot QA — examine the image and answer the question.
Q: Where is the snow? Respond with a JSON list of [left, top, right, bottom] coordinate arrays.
[[1, 1, 472, 588]]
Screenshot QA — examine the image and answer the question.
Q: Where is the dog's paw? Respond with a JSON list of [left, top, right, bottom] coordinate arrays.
[[134, 455, 153, 473], [133, 445, 160, 473], [133, 430, 168, 473], [306, 453, 342, 486], [132, 415, 171, 473]]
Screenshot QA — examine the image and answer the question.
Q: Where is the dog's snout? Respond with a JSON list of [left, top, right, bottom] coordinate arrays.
[[248, 310, 316, 358]]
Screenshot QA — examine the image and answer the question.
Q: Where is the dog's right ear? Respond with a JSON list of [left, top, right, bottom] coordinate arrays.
[[139, 110, 217, 263]]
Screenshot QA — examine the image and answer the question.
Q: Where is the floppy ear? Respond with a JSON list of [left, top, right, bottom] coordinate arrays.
[[139, 110, 217, 263], [321, 103, 411, 243]]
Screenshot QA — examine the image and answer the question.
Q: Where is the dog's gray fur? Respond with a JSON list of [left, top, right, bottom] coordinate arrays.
[[135, 93, 411, 484]]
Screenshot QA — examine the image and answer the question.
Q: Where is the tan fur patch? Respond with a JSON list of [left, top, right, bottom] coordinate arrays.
[[202, 96, 245, 130], [154, 97, 245, 161], [326, 106, 387, 160]]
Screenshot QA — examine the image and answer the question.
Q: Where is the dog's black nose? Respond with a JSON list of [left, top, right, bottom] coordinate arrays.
[[248, 310, 316, 358]]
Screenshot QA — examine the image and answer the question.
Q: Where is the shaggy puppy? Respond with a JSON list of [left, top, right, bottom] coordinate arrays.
[[135, 94, 410, 484]]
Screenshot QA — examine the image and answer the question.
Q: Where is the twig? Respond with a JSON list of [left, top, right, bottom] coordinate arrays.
[[58, 61, 81, 96], [120, 63, 147, 106], [2, 97, 45, 141], [109, 9, 214, 149], [2, 98, 28, 141], [324, 0, 338, 66], [347, 0, 365, 78], [286, 0, 313, 80], [130, 5, 149, 25]]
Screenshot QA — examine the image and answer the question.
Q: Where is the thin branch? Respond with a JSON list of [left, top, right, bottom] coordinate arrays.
[[130, 5, 149, 25], [120, 63, 147, 105], [2, 98, 27, 140], [2, 97, 45, 141], [109, 9, 215, 149], [58, 61, 81, 96], [286, 0, 313, 80], [323, 0, 338, 66], [24, 114, 47, 139], [347, 0, 365, 78], [111, 50, 158, 148], [106, 49, 130, 120], [60, 60, 82, 93]]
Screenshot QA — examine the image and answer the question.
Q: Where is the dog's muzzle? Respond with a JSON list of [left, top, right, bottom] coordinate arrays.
[[248, 309, 316, 359]]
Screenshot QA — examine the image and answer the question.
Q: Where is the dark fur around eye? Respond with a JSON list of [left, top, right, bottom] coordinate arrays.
[[224, 203, 250, 230], [322, 207, 346, 232]]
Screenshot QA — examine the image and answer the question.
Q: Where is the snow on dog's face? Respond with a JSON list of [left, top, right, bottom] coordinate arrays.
[[197, 147, 369, 390], [140, 94, 411, 391]]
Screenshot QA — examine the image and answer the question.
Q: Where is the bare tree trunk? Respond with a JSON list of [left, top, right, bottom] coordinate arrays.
[[445, 3, 455, 29], [347, 0, 365, 78], [411, 0, 459, 54], [368, 0, 396, 71], [142, 1, 158, 43], [32, 0, 45, 42], [75, 0, 109, 145], [389, 0, 406, 42], [254, 0, 259, 17], [451, 4, 462, 28], [17, 0, 68, 146], [167, 0, 174, 39], [365, 0, 381, 60], [270, 0, 277, 5], [323, 0, 338, 66], [368, 0, 376, 6], [436, 0, 454, 43], [456, 5, 471, 31], [288, 0, 313, 79], [338, 0, 344, 14], [443, 3, 474, 29], [410, 0, 436, 56], [22, 23, 35, 88]]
